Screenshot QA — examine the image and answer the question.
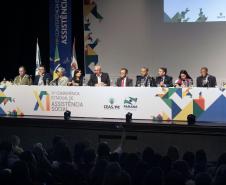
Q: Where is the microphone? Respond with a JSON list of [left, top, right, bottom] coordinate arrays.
[[49, 77, 59, 86]]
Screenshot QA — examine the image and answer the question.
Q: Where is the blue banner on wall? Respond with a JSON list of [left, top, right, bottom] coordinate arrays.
[[49, 0, 72, 78]]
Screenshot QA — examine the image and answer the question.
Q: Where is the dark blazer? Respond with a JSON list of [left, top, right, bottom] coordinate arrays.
[[155, 75, 173, 87], [88, 72, 110, 86], [34, 73, 52, 85], [116, 77, 133, 87], [71, 76, 83, 86], [196, 75, 217, 87], [136, 75, 156, 87]]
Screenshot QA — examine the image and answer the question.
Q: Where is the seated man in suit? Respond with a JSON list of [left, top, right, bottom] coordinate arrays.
[[88, 65, 110, 86], [34, 65, 52, 85], [136, 67, 156, 87], [155, 67, 173, 87], [13, 66, 32, 85], [196, 67, 217, 87], [116, 68, 133, 87]]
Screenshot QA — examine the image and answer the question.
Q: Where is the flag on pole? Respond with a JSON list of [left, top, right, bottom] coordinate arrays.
[[53, 42, 61, 79], [35, 38, 42, 75], [71, 37, 78, 78], [54, 43, 60, 63]]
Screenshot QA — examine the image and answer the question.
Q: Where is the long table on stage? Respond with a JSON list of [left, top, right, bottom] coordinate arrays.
[[0, 85, 226, 124]]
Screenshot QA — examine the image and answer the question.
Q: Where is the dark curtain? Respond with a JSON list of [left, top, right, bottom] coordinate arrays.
[[2, 0, 84, 81]]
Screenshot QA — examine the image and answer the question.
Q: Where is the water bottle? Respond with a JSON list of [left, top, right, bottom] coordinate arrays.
[[3, 77, 6, 84], [46, 78, 49, 86], [111, 79, 115, 87], [147, 79, 150, 87], [140, 78, 145, 87], [83, 77, 87, 86]]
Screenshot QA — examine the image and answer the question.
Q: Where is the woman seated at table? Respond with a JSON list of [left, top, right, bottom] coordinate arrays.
[[175, 70, 193, 87], [68, 69, 83, 86], [50, 67, 69, 86]]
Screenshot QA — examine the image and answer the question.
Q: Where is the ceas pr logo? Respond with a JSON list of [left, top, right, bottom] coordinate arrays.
[[124, 97, 138, 109], [109, 98, 114, 105], [34, 91, 50, 111], [104, 98, 120, 110]]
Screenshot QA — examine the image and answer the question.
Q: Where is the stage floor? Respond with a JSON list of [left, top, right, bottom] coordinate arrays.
[[1, 115, 226, 136]]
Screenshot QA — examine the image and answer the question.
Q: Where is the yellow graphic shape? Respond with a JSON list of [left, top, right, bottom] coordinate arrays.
[[174, 101, 193, 121], [84, 5, 95, 17], [87, 45, 97, 55], [34, 91, 44, 111]]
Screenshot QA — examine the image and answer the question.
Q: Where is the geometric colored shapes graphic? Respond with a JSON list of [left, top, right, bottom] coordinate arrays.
[[162, 98, 172, 109], [84, 5, 96, 17], [175, 88, 183, 98], [87, 45, 97, 56], [162, 112, 171, 121], [182, 88, 192, 98], [197, 95, 226, 122], [0, 87, 6, 92], [0, 107, 6, 115], [193, 101, 204, 118], [194, 97, 205, 111], [174, 101, 193, 121], [172, 101, 182, 119], [163, 88, 178, 99]]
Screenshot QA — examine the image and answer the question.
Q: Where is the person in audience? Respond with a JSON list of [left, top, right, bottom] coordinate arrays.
[[10, 135, 23, 156], [88, 65, 110, 86], [1, 134, 226, 185], [97, 142, 111, 160], [172, 160, 192, 181], [167, 146, 179, 162], [73, 141, 90, 168], [13, 66, 32, 85], [136, 67, 156, 87], [0, 140, 20, 169], [47, 135, 64, 162], [10, 161, 33, 185], [156, 67, 173, 87], [183, 151, 195, 173], [165, 170, 186, 185], [213, 164, 226, 185], [143, 167, 163, 185], [142, 147, 155, 167], [50, 67, 69, 86], [195, 172, 212, 185], [196, 67, 217, 87], [89, 159, 109, 185], [116, 68, 133, 87], [80, 148, 96, 179], [68, 69, 83, 86], [33, 65, 52, 86], [20, 151, 38, 181], [194, 149, 207, 175], [102, 162, 131, 185], [175, 70, 193, 87]]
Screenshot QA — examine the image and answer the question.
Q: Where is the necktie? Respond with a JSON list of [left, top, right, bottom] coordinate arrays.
[[121, 78, 124, 87]]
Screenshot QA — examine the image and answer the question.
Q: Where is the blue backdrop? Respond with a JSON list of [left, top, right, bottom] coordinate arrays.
[[49, 0, 72, 78]]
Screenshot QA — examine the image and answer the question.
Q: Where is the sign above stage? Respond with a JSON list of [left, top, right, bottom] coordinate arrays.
[[0, 86, 226, 123]]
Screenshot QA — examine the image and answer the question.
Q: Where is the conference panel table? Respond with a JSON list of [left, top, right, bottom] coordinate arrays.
[[0, 85, 226, 123]]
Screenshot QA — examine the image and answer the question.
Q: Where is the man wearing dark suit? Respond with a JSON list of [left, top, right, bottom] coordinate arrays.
[[88, 65, 110, 86], [136, 67, 156, 87], [116, 68, 133, 87], [155, 67, 173, 87], [34, 65, 52, 85], [196, 67, 217, 87]]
